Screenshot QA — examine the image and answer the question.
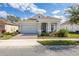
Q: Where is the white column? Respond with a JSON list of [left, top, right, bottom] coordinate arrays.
[[47, 23, 51, 32], [37, 23, 41, 34], [56, 22, 60, 31]]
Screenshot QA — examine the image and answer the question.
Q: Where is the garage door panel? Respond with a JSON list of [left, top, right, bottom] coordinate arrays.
[[20, 23, 37, 34]]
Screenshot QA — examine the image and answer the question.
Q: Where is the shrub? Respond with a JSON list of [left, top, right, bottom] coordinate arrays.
[[40, 32, 49, 36], [3, 32, 17, 36], [1, 30, 6, 33], [49, 32, 58, 37], [57, 29, 69, 37], [3, 32, 12, 35]]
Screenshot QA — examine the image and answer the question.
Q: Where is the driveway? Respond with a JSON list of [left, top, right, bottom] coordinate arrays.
[[0, 34, 40, 47], [12, 34, 37, 39]]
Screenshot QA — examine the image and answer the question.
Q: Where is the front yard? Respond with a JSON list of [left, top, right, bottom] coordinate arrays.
[[38, 29, 79, 39], [38, 33, 79, 39], [0, 32, 18, 40]]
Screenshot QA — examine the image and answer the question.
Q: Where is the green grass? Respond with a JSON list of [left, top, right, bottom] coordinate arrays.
[[38, 40, 79, 45], [0, 35, 13, 40], [68, 33, 79, 38], [0, 32, 17, 40], [38, 33, 79, 39]]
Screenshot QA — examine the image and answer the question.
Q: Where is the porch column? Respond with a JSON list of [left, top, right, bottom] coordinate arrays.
[[47, 23, 51, 32], [37, 22, 41, 34]]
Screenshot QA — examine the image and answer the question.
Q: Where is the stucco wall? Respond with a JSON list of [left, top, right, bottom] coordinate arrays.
[[60, 24, 79, 32], [5, 25, 18, 33]]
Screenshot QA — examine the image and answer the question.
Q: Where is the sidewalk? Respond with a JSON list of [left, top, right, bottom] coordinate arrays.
[[0, 39, 41, 47]]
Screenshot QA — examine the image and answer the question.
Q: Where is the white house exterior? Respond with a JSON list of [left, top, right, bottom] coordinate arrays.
[[60, 21, 79, 32], [18, 14, 61, 34], [0, 20, 18, 33]]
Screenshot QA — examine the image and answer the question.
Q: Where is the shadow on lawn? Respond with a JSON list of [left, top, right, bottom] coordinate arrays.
[[46, 45, 77, 51]]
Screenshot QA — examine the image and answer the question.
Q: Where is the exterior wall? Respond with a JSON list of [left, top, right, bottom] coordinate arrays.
[[5, 25, 18, 33], [37, 22, 41, 34], [47, 23, 51, 32], [0, 24, 5, 33], [60, 24, 79, 32], [0, 24, 5, 30]]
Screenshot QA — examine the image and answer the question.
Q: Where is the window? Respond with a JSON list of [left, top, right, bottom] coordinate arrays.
[[51, 24, 54, 32], [38, 16, 40, 18]]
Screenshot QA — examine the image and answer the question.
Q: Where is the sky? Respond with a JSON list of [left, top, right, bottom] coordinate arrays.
[[0, 3, 73, 21]]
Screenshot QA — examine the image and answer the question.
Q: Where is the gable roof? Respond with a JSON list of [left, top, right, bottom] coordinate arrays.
[[32, 14, 61, 20], [27, 14, 61, 22]]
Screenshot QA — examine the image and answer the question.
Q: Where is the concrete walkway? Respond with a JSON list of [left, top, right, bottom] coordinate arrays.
[[0, 34, 40, 47], [0, 39, 41, 47]]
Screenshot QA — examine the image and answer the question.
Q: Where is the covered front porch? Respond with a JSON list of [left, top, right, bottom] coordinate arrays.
[[37, 22, 59, 34]]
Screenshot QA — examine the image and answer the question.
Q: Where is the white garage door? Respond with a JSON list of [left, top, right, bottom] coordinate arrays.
[[20, 23, 37, 34]]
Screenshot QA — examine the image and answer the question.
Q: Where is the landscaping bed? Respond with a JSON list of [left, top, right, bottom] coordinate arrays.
[[38, 29, 79, 39], [38, 40, 79, 45], [0, 32, 18, 40]]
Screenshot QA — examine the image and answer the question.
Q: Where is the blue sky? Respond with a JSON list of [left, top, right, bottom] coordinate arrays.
[[0, 3, 73, 19]]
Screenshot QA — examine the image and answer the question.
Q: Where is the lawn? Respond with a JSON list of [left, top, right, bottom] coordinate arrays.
[[38, 40, 79, 45], [0, 35, 13, 40], [68, 33, 79, 38], [0, 32, 17, 40], [38, 33, 79, 39]]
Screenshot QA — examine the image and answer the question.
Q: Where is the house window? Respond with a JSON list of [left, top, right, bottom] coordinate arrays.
[[51, 24, 54, 32], [38, 16, 40, 18]]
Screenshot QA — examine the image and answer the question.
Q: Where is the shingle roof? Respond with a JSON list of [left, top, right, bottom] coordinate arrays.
[[0, 19, 17, 26]]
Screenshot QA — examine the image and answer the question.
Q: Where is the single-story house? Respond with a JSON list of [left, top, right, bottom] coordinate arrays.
[[60, 21, 79, 32], [18, 14, 61, 34], [0, 19, 18, 33]]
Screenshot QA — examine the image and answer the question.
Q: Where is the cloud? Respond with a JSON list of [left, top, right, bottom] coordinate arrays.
[[52, 10, 60, 14], [53, 15, 66, 23], [0, 11, 9, 17], [8, 3, 46, 14]]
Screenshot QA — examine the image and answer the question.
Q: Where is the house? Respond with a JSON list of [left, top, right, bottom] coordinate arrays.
[[0, 19, 18, 33], [18, 14, 61, 34], [60, 21, 79, 32]]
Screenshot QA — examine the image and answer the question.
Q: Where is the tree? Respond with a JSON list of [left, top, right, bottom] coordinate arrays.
[[7, 15, 21, 23], [66, 5, 79, 24]]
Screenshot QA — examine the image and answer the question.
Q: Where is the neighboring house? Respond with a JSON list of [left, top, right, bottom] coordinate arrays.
[[60, 21, 79, 32], [18, 14, 61, 34], [0, 19, 18, 33]]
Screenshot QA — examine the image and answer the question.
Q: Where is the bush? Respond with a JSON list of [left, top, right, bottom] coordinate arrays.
[[3, 32, 17, 36], [49, 32, 58, 37], [57, 29, 69, 37], [40, 32, 49, 36], [3, 32, 12, 35], [1, 30, 6, 33]]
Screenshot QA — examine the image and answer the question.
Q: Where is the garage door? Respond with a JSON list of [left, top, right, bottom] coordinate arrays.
[[20, 23, 37, 34]]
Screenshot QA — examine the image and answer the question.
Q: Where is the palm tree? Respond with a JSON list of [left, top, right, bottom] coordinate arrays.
[[66, 5, 79, 24]]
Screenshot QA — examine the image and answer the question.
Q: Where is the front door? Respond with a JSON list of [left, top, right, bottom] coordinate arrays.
[[41, 23, 47, 32]]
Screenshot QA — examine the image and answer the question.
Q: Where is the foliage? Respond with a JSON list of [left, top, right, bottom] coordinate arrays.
[[0, 32, 18, 40], [38, 40, 79, 45], [66, 5, 79, 24], [57, 29, 69, 37], [40, 32, 49, 36], [7, 15, 21, 23]]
